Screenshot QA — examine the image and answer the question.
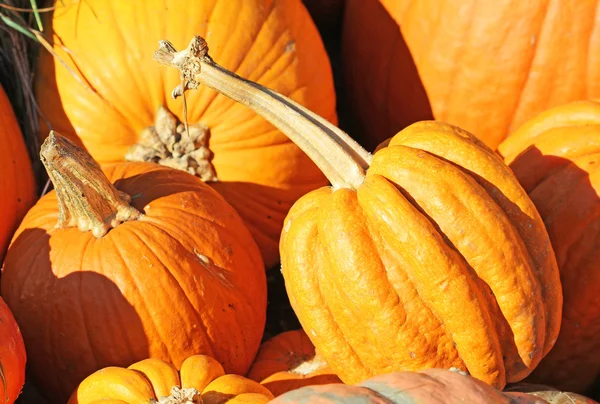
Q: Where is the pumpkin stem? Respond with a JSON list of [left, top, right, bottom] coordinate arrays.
[[152, 386, 201, 404], [153, 36, 372, 189], [40, 131, 142, 237], [125, 105, 218, 182]]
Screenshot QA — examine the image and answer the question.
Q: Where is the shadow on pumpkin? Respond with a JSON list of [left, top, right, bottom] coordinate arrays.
[[341, 0, 434, 152], [2, 228, 149, 404], [495, 146, 600, 394]]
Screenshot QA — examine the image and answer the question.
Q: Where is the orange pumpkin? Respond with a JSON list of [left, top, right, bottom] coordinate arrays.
[[154, 35, 562, 390], [247, 329, 341, 396], [498, 100, 600, 392], [0, 84, 36, 263], [35, 0, 336, 268], [0, 297, 26, 404], [1, 132, 266, 402], [69, 355, 274, 404], [341, 0, 600, 151]]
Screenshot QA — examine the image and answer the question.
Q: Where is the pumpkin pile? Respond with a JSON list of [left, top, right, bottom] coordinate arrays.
[[0, 0, 599, 403]]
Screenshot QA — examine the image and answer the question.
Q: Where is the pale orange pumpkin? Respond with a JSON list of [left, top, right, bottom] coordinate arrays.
[[153, 35, 562, 390], [69, 355, 274, 404], [247, 329, 341, 396], [1, 132, 266, 402], [0, 84, 36, 263], [498, 100, 600, 392], [35, 0, 337, 268]]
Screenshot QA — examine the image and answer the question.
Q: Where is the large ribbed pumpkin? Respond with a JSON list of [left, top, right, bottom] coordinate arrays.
[[270, 368, 600, 404], [498, 100, 600, 393], [1, 132, 266, 402], [0, 297, 26, 404], [155, 35, 562, 390], [342, 0, 600, 151], [69, 355, 273, 404], [35, 0, 336, 268], [0, 84, 36, 263]]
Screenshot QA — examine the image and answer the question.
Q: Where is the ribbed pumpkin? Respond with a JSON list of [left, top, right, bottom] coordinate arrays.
[[0, 297, 26, 404], [498, 100, 600, 393], [1, 132, 266, 402], [35, 0, 336, 268], [155, 35, 562, 389], [342, 0, 600, 151], [247, 329, 341, 396], [0, 84, 36, 263], [69, 355, 274, 404], [270, 368, 599, 404]]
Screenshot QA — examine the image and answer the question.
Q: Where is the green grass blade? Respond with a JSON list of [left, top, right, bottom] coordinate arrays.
[[0, 12, 37, 41], [30, 0, 44, 31]]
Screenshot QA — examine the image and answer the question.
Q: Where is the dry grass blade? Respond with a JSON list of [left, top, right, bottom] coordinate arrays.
[[0, 0, 88, 195]]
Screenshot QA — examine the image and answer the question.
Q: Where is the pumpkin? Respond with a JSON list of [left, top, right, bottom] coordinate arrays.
[[505, 383, 600, 404], [497, 100, 600, 392], [1, 132, 266, 402], [341, 0, 600, 151], [154, 35, 562, 390], [269, 368, 600, 403], [247, 329, 341, 396], [34, 0, 336, 268], [0, 297, 26, 404], [0, 84, 36, 263], [68, 354, 274, 404]]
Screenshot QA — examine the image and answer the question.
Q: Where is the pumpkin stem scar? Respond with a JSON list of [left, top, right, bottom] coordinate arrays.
[[151, 386, 201, 404], [125, 105, 218, 182], [40, 131, 142, 238], [153, 36, 373, 190]]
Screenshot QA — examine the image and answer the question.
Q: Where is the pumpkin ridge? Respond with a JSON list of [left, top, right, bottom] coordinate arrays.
[[107, 231, 178, 364], [358, 178, 463, 371], [119, 225, 217, 361], [80, 236, 102, 371]]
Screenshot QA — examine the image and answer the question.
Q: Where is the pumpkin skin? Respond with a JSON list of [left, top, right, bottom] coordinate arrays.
[[342, 0, 600, 151], [35, 0, 336, 268], [68, 355, 274, 404], [1, 135, 267, 402], [150, 38, 563, 390], [0, 84, 36, 263], [0, 297, 26, 404], [247, 329, 341, 396], [504, 383, 600, 404], [270, 368, 595, 403], [498, 101, 600, 393]]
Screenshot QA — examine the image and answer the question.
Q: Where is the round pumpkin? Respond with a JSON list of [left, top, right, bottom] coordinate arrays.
[[247, 329, 341, 396], [34, 0, 336, 268], [0, 297, 26, 404], [341, 0, 600, 151], [68, 354, 274, 404], [498, 100, 600, 392], [1, 132, 266, 402], [154, 35, 562, 390], [0, 84, 36, 263], [269, 368, 599, 403]]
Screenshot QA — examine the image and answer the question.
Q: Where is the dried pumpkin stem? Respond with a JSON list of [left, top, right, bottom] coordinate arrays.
[[40, 131, 142, 237], [154, 36, 372, 189], [151, 386, 201, 404]]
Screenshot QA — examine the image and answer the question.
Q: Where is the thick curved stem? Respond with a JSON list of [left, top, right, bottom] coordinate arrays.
[[40, 131, 141, 237], [154, 36, 372, 189]]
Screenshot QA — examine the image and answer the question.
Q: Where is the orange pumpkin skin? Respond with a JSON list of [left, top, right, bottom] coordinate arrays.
[[247, 329, 341, 396], [0, 297, 26, 404], [270, 368, 589, 403], [498, 101, 600, 393], [0, 84, 36, 263], [342, 0, 600, 151], [1, 161, 267, 402], [35, 0, 336, 268], [69, 355, 274, 403], [280, 121, 562, 389]]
